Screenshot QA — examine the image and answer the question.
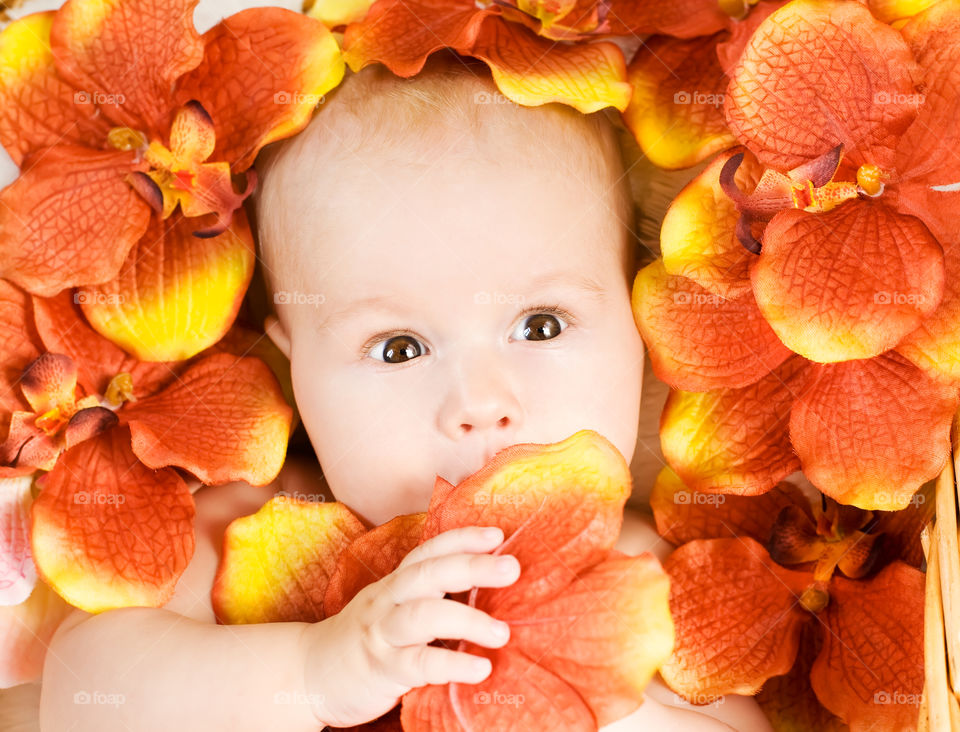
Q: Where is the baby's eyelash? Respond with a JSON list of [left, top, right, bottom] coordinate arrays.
[[358, 304, 576, 357]]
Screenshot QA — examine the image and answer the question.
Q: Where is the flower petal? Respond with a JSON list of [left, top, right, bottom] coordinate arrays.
[[420, 429, 631, 616], [895, 0, 960, 186], [211, 496, 366, 624], [868, 0, 940, 25], [174, 7, 345, 172], [0, 11, 111, 167], [78, 209, 255, 362], [323, 513, 425, 616], [896, 242, 960, 384], [0, 475, 36, 606], [659, 356, 809, 496], [755, 621, 848, 732], [50, 0, 205, 136], [724, 0, 920, 171], [660, 147, 763, 298], [31, 290, 179, 399], [122, 352, 293, 486], [0, 145, 152, 297], [0, 280, 41, 414], [401, 644, 595, 731], [623, 34, 737, 169], [505, 552, 674, 727], [810, 562, 924, 731], [871, 479, 934, 569], [789, 352, 958, 510], [649, 465, 814, 546], [632, 259, 792, 390], [0, 578, 74, 686], [31, 425, 194, 612], [660, 536, 810, 700], [470, 17, 632, 113], [19, 353, 77, 416], [604, 0, 727, 38], [342, 0, 491, 76], [751, 201, 944, 362], [305, 0, 373, 28]]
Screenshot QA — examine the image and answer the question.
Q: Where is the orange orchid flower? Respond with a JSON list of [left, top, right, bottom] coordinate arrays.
[[0, 0, 344, 360], [338, 0, 637, 113], [633, 0, 960, 510], [650, 466, 930, 731], [622, 0, 787, 169], [0, 277, 292, 621], [211, 429, 674, 731]]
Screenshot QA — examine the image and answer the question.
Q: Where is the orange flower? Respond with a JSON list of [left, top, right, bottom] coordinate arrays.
[[0, 0, 344, 359], [633, 0, 960, 510], [650, 466, 930, 731], [339, 0, 634, 113], [212, 430, 673, 731], [622, 0, 787, 169], [0, 278, 292, 617]]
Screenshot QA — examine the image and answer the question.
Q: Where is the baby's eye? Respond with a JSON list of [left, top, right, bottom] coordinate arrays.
[[364, 334, 426, 364], [511, 305, 572, 342]]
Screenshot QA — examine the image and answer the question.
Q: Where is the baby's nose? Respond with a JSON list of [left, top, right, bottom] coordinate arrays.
[[437, 355, 523, 438]]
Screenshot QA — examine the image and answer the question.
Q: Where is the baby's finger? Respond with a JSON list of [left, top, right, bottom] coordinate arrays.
[[391, 644, 494, 688], [379, 597, 511, 649], [397, 526, 505, 571], [389, 551, 521, 604]]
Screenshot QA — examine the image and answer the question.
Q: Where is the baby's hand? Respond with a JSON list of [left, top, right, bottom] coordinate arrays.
[[301, 526, 520, 728]]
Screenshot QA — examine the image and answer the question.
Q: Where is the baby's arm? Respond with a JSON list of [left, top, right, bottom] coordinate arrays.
[[39, 478, 325, 732]]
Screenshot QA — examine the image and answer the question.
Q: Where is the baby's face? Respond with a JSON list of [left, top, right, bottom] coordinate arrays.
[[266, 144, 644, 526]]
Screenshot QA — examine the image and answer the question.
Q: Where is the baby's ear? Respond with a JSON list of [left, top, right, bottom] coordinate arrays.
[[264, 314, 292, 360]]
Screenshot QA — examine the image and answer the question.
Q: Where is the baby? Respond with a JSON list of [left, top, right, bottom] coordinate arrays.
[[37, 50, 772, 731]]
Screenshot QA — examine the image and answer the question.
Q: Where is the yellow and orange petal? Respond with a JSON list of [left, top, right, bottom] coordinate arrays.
[[122, 352, 293, 487], [632, 260, 792, 390], [659, 147, 763, 298], [810, 562, 924, 731], [724, 0, 921, 172], [869, 0, 940, 25], [659, 355, 808, 496], [789, 352, 958, 510], [649, 465, 813, 547], [49, 0, 205, 138], [78, 210, 255, 362], [751, 201, 944, 362], [0, 145, 152, 297], [469, 17, 632, 113], [305, 0, 374, 29], [660, 536, 811, 700], [211, 496, 366, 624], [420, 429, 631, 617], [0, 11, 110, 167], [623, 34, 737, 170], [31, 425, 195, 613], [175, 7, 345, 172], [323, 513, 425, 616], [341, 0, 492, 76], [505, 552, 674, 727]]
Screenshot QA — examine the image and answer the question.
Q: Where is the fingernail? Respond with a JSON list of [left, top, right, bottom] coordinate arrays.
[[492, 621, 510, 640], [496, 556, 517, 574], [482, 527, 502, 541]]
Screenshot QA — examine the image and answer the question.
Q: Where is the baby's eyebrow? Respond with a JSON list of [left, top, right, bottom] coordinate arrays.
[[317, 271, 606, 330]]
